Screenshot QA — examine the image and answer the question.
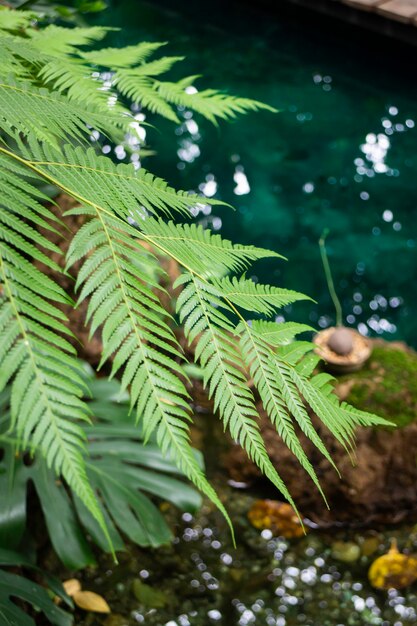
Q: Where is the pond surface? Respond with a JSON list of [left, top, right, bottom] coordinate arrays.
[[93, 0, 417, 346]]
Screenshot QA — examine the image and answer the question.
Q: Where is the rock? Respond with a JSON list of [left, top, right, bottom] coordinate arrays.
[[314, 326, 371, 373], [331, 541, 361, 563], [360, 536, 382, 557], [132, 579, 169, 608], [327, 327, 354, 356]]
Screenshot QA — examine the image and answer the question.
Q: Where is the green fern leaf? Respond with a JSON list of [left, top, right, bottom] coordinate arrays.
[[0, 7, 36, 32], [126, 56, 185, 77], [249, 320, 314, 344], [213, 276, 311, 315], [19, 142, 224, 219], [28, 24, 111, 54], [114, 74, 180, 122], [176, 273, 302, 512], [156, 76, 277, 125], [238, 320, 334, 501], [80, 41, 166, 68], [38, 58, 120, 112], [0, 153, 111, 550], [139, 218, 280, 276], [0, 78, 123, 147], [66, 207, 233, 534]]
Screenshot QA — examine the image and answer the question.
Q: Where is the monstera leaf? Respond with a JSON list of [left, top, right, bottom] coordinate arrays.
[[0, 549, 72, 626], [0, 372, 202, 569]]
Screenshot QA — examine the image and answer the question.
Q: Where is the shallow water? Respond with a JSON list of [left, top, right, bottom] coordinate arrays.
[[78, 485, 417, 626], [92, 0, 417, 346]]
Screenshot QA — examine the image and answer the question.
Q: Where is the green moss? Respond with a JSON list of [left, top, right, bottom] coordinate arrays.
[[338, 345, 417, 428]]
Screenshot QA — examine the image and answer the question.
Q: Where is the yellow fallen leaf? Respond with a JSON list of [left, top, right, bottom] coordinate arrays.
[[63, 579, 82, 597], [73, 590, 111, 613], [247, 500, 305, 538]]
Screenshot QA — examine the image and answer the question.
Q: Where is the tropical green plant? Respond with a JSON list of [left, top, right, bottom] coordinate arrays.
[[0, 548, 72, 626], [0, 370, 202, 569], [0, 4, 390, 556]]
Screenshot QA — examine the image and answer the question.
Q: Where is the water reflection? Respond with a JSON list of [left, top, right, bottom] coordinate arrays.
[[233, 166, 250, 195], [89, 0, 417, 348], [103, 503, 417, 626]]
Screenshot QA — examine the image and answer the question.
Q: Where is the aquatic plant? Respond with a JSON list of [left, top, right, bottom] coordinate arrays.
[[315, 230, 371, 372], [0, 5, 389, 554]]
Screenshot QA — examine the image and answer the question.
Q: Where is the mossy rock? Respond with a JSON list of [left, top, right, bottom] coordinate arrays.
[[336, 342, 417, 428]]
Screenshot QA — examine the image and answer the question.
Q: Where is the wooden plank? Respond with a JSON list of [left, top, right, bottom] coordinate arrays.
[[342, 0, 385, 10], [377, 0, 417, 21]]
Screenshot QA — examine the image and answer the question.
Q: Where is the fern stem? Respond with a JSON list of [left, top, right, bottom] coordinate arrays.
[[319, 229, 343, 327]]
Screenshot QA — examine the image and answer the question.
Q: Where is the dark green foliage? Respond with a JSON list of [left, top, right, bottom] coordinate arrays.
[[0, 374, 202, 570], [0, 5, 390, 550], [0, 549, 72, 626]]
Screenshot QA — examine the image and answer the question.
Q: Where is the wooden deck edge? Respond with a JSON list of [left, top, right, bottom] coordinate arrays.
[[256, 0, 417, 46]]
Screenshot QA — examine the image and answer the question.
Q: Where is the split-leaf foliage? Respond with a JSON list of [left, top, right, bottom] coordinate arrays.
[[0, 548, 72, 626], [0, 372, 202, 570], [0, 5, 389, 553]]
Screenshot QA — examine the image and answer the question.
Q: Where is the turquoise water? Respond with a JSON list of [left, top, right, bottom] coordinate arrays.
[[93, 1, 417, 343]]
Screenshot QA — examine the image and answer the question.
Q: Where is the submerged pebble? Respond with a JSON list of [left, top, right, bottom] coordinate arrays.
[[331, 541, 361, 563]]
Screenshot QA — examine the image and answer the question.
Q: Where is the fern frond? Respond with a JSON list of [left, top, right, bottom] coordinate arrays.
[[139, 218, 280, 276], [289, 369, 358, 452], [156, 76, 277, 125], [244, 322, 369, 456], [0, 34, 49, 86], [0, 7, 35, 31], [19, 142, 224, 219], [176, 273, 301, 511], [0, 78, 123, 147], [128, 56, 185, 77], [80, 41, 166, 68], [0, 154, 109, 544], [38, 58, 119, 111], [66, 206, 233, 533], [250, 320, 314, 344], [28, 24, 111, 54], [0, 31, 128, 124], [115, 74, 181, 122], [212, 276, 311, 315], [0, 36, 37, 78], [0, 18, 276, 132], [237, 320, 334, 501], [306, 370, 393, 429], [276, 341, 316, 364]]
